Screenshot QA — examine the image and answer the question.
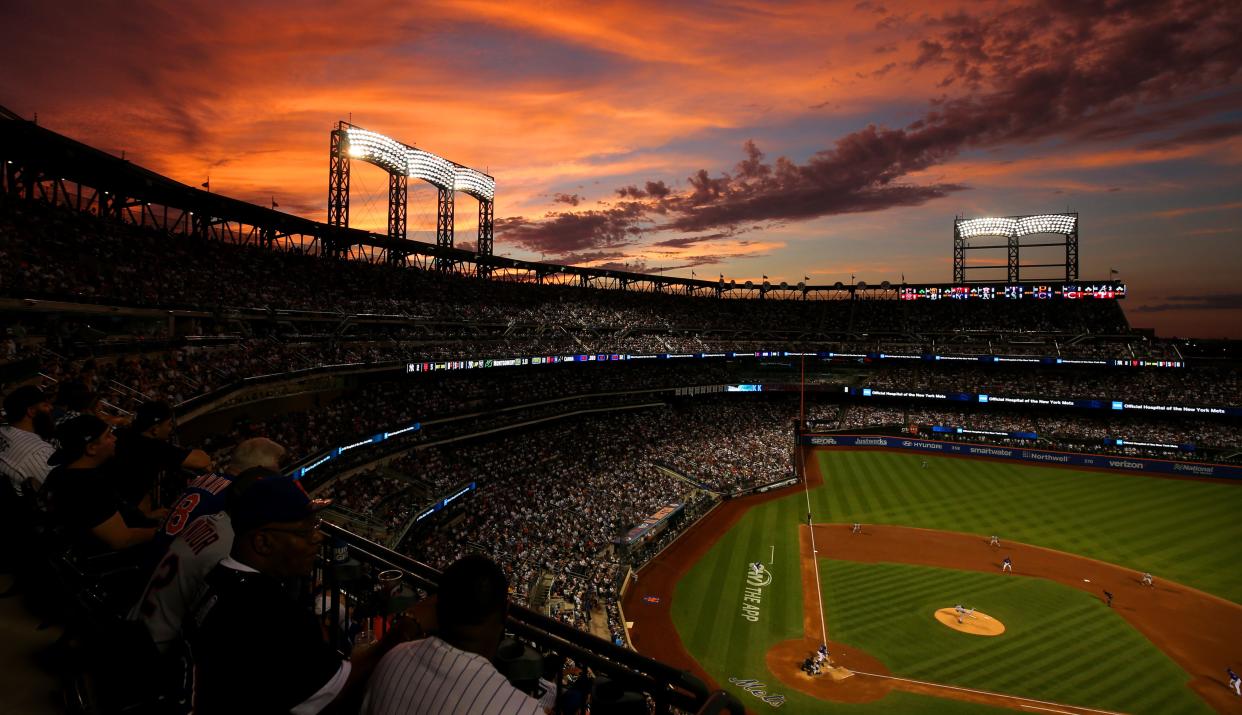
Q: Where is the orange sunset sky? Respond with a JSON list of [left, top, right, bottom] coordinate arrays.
[[3, 0, 1240, 337]]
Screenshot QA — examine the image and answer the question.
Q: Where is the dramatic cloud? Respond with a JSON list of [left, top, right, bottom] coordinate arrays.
[[651, 231, 738, 249], [498, 0, 1242, 260], [494, 202, 649, 255], [616, 181, 671, 199], [551, 192, 584, 206], [1131, 294, 1242, 312]]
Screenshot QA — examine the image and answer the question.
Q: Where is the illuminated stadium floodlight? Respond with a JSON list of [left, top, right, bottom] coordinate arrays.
[[955, 214, 1077, 239], [344, 127, 409, 175], [953, 213, 1079, 283], [956, 217, 1018, 239], [1017, 214, 1076, 237], [453, 166, 495, 201], [408, 148, 455, 191], [328, 121, 495, 272]]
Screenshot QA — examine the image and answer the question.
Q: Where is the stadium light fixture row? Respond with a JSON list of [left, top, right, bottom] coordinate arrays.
[[956, 214, 1077, 238], [344, 127, 495, 201]]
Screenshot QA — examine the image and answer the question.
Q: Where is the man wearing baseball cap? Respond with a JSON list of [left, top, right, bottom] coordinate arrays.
[[0, 385, 56, 498], [186, 478, 418, 714], [111, 400, 211, 511], [41, 415, 165, 555]]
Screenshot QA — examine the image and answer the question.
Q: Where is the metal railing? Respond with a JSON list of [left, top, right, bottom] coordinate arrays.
[[316, 522, 742, 714]]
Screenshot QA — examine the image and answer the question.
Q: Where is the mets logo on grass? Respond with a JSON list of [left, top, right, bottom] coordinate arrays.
[[741, 564, 772, 622], [727, 678, 786, 707]]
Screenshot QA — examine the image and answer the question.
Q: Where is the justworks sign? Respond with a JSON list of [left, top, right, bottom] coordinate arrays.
[[741, 565, 773, 622]]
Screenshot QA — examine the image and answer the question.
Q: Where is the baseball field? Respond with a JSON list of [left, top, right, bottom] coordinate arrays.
[[624, 449, 1242, 714]]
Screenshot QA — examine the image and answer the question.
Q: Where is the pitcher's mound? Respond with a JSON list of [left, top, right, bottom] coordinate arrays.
[[934, 608, 1005, 636]]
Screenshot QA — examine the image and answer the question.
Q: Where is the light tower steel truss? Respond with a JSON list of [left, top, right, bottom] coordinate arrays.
[[435, 187, 455, 271], [327, 129, 350, 229], [387, 173, 407, 263], [953, 213, 1079, 283], [326, 121, 495, 270], [476, 199, 494, 278]]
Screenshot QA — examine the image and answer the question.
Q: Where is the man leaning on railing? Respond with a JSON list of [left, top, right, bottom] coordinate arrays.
[[362, 554, 545, 715]]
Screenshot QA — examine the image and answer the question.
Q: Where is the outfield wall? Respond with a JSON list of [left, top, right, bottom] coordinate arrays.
[[800, 434, 1242, 479]]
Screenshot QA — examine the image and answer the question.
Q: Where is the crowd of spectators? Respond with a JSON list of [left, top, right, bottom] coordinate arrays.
[[812, 403, 1241, 457], [307, 399, 798, 643], [654, 401, 795, 492], [857, 365, 1240, 406], [201, 362, 730, 464], [394, 411, 690, 642]]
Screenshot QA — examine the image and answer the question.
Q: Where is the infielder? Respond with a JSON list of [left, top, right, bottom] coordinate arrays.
[[850, 522, 862, 534], [1227, 667, 1240, 696], [921, 459, 928, 469], [989, 534, 1000, 547], [1002, 556, 1013, 573], [1141, 572, 1154, 587]]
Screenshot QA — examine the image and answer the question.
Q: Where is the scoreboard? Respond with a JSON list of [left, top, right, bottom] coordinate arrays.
[[900, 282, 1126, 301]]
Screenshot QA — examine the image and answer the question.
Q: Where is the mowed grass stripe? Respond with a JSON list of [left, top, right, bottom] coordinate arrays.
[[811, 451, 1242, 603], [684, 527, 733, 648], [818, 559, 1210, 714]]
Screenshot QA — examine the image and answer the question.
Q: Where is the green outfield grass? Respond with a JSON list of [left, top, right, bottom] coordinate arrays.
[[820, 559, 1210, 714], [669, 449, 1242, 713], [671, 498, 1010, 713], [809, 450, 1242, 603]]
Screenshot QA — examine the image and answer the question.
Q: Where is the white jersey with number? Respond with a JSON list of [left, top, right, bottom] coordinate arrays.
[[362, 636, 544, 715], [130, 512, 234, 652]]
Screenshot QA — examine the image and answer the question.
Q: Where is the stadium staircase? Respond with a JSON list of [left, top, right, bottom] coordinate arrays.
[[531, 571, 555, 612]]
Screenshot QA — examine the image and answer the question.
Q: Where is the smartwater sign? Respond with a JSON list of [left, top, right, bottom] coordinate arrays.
[[802, 434, 1242, 480]]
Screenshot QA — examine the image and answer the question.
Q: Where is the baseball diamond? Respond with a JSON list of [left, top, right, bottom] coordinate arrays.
[[626, 449, 1242, 714]]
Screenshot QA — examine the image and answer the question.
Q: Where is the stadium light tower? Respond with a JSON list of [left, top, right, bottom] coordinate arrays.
[[953, 213, 1078, 283], [327, 121, 495, 274]]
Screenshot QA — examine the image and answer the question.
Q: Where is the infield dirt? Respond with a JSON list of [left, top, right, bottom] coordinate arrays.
[[623, 449, 1242, 714]]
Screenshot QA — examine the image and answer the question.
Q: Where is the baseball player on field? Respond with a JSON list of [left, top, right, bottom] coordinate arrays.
[[1141, 572, 1154, 587], [1227, 667, 1240, 696], [850, 522, 862, 534], [1002, 556, 1013, 573]]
